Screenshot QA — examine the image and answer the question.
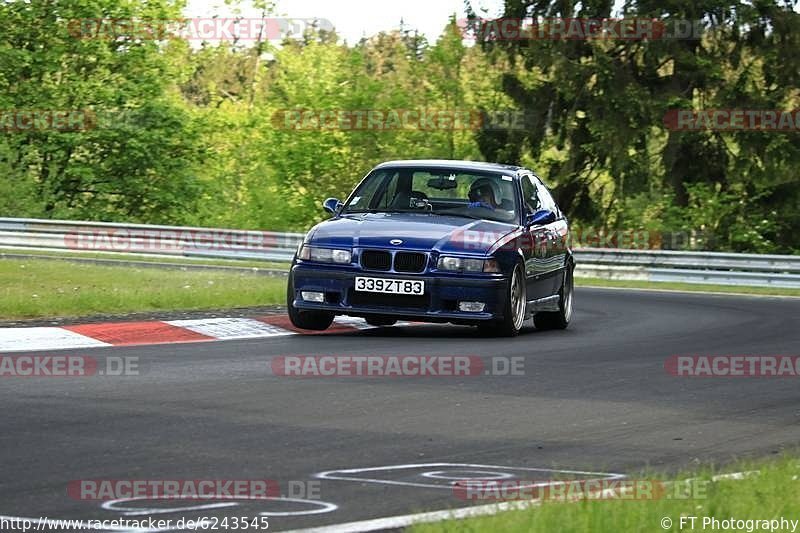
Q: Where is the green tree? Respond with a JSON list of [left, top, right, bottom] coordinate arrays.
[[0, 0, 204, 223]]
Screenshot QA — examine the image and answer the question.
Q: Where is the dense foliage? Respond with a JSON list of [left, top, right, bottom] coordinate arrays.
[[1, 0, 798, 252]]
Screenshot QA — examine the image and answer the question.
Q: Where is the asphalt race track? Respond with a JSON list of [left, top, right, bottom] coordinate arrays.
[[1, 287, 799, 532]]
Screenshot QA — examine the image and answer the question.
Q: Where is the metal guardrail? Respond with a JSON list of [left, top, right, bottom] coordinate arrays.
[[0, 217, 304, 262], [572, 248, 800, 288], [1, 217, 799, 289]]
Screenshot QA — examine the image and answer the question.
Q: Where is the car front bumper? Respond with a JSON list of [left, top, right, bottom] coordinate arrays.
[[290, 263, 509, 324]]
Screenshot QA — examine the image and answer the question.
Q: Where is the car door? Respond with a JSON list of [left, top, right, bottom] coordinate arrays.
[[519, 174, 553, 301], [532, 176, 568, 297]]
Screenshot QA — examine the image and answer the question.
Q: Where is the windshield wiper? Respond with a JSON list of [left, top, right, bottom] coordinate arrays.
[[343, 208, 407, 215], [436, 211, 487, 221]]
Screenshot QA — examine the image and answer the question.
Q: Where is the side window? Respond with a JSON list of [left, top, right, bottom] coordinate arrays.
[[347, 171, 391, 210], [521, 175, 540, 213], [365, 172, 398, 209], [535, 178, 558, 215]]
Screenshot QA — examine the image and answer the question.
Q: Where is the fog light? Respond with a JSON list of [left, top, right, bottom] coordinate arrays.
[[301, 291, 325, 303], [459, 301, 485, 312]]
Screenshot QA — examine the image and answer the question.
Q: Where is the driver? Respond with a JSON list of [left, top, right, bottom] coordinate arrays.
[[468, 178, 498, 209]]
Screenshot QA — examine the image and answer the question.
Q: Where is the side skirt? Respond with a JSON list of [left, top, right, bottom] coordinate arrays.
[[526, 294, 560, 315]]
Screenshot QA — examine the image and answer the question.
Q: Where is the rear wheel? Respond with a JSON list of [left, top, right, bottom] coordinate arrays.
[[479, 262, 526, 337], [533, 263, 573, 330], [287, 272, 334, 331]]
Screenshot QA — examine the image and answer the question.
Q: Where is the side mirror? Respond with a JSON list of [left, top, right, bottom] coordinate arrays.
[[526, 209, 556, 226], [322, 197, 342, 215]]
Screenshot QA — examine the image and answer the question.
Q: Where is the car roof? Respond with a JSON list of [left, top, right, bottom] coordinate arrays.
[[373, 159, 526, 177]]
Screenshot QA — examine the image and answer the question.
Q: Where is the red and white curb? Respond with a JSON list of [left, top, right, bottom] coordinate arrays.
[[0, 316, 408, 353]]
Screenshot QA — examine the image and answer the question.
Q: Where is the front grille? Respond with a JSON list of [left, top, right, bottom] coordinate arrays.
[[361, 250, 391, 271], [394, 252, 427, 273], [350, 290, 430, 309]]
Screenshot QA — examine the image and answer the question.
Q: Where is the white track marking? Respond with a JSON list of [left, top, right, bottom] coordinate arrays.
[[100, 495, 338, 518], [0, 327, 110, 353], [315, 462, 625, 490], [0, 471, 757, 533], [292, 469, 756, 533], [708, 470, 758, 481], [258, 497, 338, 517], [102, 498, 237, 516], [166, 318, 292, 339], [419, 470, 515, 481]]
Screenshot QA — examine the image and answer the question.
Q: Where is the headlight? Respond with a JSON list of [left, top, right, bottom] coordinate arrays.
[[298, 245, 352, 264], [437, 256, 499, 273]]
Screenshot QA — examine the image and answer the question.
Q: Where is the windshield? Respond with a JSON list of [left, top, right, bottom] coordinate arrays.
[[341, 168, 519, 224]]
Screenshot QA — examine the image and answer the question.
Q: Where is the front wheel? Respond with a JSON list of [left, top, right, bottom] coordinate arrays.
[[479, 262, 527, 337], [287, 272, 334, 331], [533, 263, 573, 330]]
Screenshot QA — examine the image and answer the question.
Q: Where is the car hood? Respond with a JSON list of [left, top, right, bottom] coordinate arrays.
[[306, 213, 518, 255]]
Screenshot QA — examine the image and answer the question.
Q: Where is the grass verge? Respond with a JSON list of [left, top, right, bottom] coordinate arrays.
[[0, 258, 287, 319], [413, 456, 800, 533], [577, 277, 800, 297]]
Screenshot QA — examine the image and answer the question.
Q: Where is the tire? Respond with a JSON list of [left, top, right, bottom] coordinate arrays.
[[287, 272, 334, 331], [365, 317, 397, 327], [534, 263, 574, 331], [478, 262, 527, 337]]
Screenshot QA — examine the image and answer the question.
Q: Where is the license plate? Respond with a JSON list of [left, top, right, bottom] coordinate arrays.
[[355, 277, 425, 295]]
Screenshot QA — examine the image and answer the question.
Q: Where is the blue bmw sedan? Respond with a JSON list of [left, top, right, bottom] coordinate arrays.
[[287, 160, 574, 336]]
